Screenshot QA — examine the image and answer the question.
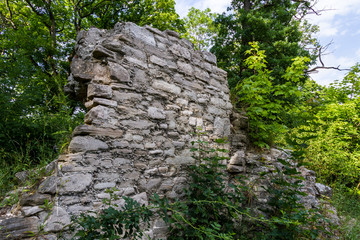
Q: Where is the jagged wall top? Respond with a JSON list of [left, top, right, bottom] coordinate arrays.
[[65, 22, 229, 103]]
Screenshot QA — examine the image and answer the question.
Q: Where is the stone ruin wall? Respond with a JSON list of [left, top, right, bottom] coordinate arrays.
[[0, 22, 337, 239]]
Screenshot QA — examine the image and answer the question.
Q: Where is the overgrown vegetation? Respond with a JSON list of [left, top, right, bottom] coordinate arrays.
[[0, 0, 184, 201], [1, 0, 360, 237], [70, 135, 332, 239]]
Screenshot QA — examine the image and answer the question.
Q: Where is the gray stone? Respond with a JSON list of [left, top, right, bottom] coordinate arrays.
[[20, 192, 52, 206], [109, 62, 130, 83], [68, 136, 108, 153], [214, 117, 231, 137], [44, 207, 71, 233], [59, 173, 92, 194], [90, 97, 118, 108], [120, 120, 155, 129], [229, 151, 246, 166], [132, 192, 148, 206], [123, 22, 156, 46], [315, 183, 332, 197], [38, 176, 58, 194], [202, 51, 217, 64], [148, 107, 166, 119], [0, 217, 39, 239], [152, 80, 181, 95], [169, 44, 191, 60], [113, 92, 143, 104], [150, 55, 167, 67], [22, 206, 44, 217], [73, 124, 123, 138], [94, 182, 116, 190], [177, 61, 194, 76], [87, 83, 112, 98]]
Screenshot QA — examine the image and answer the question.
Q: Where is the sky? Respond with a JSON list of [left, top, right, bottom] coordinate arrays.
[[174, 0, 360, 86]]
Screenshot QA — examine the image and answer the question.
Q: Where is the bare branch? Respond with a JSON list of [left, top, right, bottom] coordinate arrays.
[[307, 40, 351, 73]]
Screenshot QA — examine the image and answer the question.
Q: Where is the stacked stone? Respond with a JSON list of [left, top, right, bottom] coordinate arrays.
[[0, 22, 232, 239], [0, 22, 339, 240]]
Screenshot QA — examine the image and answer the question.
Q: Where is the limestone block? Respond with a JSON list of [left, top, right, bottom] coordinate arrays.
[[202, 51, 217, 64], [70, 58, 94, 81], [87, 84, 112, 99], [0, 217, 39, 239], [84, 105, 116, 124], [94, 182, 116, 190], [229, 150, 246, 166], [43, 207, 71, 233], [315, 183, 332, 197], [123, 22, 156, 46], [132, 192, 148, 206], [20, 192, 52, 206], [121, 120, 155, 129], [109, 62, 130, 83], [59, 173, 92, 194], [72, 125, 123, 138], [114, 92, 143, 103], [148, 107, 166, 120], [214, 117, 231, 137], [68, 136, 108, 153], [38, 176, 58, 194], [177, 60, 194, 76], [22, 206, 44, 217], [194, 67, 210, 82], [169, 44, 191, 60], [152, 80, 181, 95], [124, 56, 148, 68], [150, 55, 167, 67], [92, 45, 115, 59]]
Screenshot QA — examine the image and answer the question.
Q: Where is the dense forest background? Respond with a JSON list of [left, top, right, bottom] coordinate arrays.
[[1, 0, 360, 238]]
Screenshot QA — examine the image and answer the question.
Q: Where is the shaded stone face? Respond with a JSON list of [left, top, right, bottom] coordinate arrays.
[[45, 22, 232, 239]]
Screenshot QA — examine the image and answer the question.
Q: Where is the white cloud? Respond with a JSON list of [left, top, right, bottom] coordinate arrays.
[[356, 48, 360, 58], [175, 0, 231, 18], [310, 53, 355, 86]]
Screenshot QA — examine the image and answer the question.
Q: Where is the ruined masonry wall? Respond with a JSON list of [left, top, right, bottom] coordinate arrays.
[[0, 22, 233, 239], [0, 22, 338, 240]]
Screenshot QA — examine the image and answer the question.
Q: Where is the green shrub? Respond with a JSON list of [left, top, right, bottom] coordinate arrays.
[[70, 133, 332, 239]]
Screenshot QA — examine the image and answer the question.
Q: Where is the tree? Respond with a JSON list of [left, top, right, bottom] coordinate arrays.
[[212, 0, 318, 89], [181, 7, 219, 51], [288, 63, 360, 187], [0, 0, 184, 196], [211, 0, 319, 147]]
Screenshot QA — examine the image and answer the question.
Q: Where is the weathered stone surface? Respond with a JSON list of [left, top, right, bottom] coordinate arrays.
[[152, 80, 181, 95], [109, 62, 130, 83], [44, 207, 71, 233], [59, 174, 92, 194], [229, 150, 246, 166], [22, 206, 44, 217], [20, 192, 52, 206], [68, 136, 108, 153], [214, 117, 231, 137], [73, 125, 123, 138], [120, 120, 155, 129], [88, 83, 112, 99], [148, 107, 166, 120], [38, 176, 58, 194], [0, 217, 39, 239], [315, 183, 332, 197]]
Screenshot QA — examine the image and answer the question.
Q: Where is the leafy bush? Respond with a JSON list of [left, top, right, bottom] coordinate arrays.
[[70, 133, 332, 240], [235, 42, 310, 148]]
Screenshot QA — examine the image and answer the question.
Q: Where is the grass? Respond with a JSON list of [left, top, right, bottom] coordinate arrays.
[[332, 186, 360, 239]]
